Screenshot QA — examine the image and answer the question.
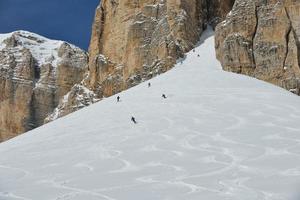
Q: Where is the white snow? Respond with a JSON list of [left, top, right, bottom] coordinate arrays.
[[0, 31, 66, 67], [1, 29, 300, 200], [0, 33, 13, 49]]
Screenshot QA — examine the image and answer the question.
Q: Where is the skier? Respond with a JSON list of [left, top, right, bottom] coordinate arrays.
[[162, 94, 167, 99], [193, 49, 195, 52], [197, 54, 200, 57], [148, 82, 151, 87], [117, 96, 120, 102], [131, 116, 137, 124]]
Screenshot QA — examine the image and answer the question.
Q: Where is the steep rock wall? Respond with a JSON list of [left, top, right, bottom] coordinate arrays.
[[0, 31, 88, 141], [88, 0, 235, 94], [215, 0, 300, 94]]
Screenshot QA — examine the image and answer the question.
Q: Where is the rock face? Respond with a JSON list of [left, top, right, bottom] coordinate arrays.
[[0, 31, 88, 141], [215, 0, 300, 94], [207, 0, 236, 27], [88, 0, 206, 96], [48, 0, 234, 121], [88, 0, 235, 95]]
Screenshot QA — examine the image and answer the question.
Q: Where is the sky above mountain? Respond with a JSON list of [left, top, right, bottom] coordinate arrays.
[[0, 0, 99, 50]]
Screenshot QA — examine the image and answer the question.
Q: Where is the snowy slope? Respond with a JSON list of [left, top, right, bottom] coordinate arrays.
[[1, 30, 300, 200], [0, 30, 83, 68]]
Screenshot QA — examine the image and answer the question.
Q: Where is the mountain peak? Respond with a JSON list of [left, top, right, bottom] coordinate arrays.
[[0, 31, 88, 140]]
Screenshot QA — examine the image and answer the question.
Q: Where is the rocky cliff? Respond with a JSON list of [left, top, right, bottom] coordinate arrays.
[[88, 0, 235, 95], [215, 0, 300, 94], [0, 31, 88, 141], [47, 0, 234, 121]]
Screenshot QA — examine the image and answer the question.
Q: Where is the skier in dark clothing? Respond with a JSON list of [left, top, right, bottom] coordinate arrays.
[[131, 116, 137, 124], [197, 54, 200, 57], [162, 94, 167, 99], [117, 96, 120, 102], [148, 82, 151, 87]]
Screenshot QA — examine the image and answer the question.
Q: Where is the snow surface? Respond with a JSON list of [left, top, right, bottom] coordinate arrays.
[[0, 33, 13, 46], [0, 31, 76, 67], [1, 30, 300, 200]]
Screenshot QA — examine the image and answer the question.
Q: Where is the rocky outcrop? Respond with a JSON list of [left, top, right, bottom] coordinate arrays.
[[48, 0, 234, 121], [215, 0, 300, 94], [44, 83, 99, 123], [0, 31, 88, 141]]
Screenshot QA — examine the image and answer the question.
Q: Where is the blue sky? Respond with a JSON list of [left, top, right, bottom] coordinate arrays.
[[0, 0, 100, 50]]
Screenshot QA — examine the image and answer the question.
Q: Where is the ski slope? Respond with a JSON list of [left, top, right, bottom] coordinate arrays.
[[1, 30, 300, 200]]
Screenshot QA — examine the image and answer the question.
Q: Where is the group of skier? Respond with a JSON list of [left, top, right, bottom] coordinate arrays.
[[119, 48, 199, 124], [116, 82, 167, 124]]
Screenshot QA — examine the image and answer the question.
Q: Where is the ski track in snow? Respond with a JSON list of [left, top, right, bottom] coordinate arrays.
[[1, 29, 300, 200]]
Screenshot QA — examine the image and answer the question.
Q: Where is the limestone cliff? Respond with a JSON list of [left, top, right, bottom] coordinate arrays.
[[0, 31, 88, 141], [88, 0, 235, 95], [48, 0, 234, 121], [215, 0, 300, 94]]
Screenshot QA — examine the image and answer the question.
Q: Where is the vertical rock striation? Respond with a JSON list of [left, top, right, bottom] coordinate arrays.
[[88, 0, 235, 94], [88, 0, 206, 95], [0, 31, 88, 141], [215, 0, 300, 94]]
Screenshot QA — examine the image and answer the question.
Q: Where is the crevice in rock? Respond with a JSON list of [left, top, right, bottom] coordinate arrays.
[[34, 66, 41, 82], [251, 4, 258, 68], [100, 6, 105, 39], [8, 57, 17, 101], [96, 5, 106, 54], [196, 0, 205, 31], [155, 3, 159, 20], [27, 92, 38, 131], [295, 33, 300, 70], [284, 7, 300, 70], [293, 30, 300, 70], [283, 7, 292, 70], [205, 0, 211, 25]]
